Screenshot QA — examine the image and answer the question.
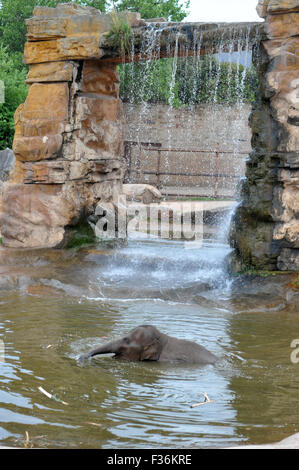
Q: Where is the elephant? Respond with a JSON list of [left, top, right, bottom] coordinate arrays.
[[79, 325, 217, 365]]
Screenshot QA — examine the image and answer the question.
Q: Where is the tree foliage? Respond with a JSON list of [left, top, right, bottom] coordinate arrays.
[[120, 56, 258, 107], [0, 46, 28, 149], [112, 0, 190, 21], [176, 55, 258, 105]]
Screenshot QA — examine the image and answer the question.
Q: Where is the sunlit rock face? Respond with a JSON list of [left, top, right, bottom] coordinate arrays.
[[0, 4, 127, 248], [231, 0, 299, 271]]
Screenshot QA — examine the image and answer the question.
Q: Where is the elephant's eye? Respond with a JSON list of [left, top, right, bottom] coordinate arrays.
[[123, 337, 130, 344]]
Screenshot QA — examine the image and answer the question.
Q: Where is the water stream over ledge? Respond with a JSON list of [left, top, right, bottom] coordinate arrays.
[[0, 237, 298, 449]]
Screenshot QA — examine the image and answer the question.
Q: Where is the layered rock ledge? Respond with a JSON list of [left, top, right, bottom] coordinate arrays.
[[230, 0, 299, 271]]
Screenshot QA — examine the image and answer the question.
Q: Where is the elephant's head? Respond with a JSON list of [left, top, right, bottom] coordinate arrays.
[[81, 325, 164, 362]]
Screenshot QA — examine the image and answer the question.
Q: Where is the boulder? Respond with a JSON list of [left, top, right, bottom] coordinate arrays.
[[257, 0, 299, 18], [229, 432, 299, 449], [26, 61, 76, 83], [122, 184, 162, 204], [0, 183, 84, 248]]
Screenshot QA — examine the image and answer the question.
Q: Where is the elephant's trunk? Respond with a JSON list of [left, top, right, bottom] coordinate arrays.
[[82, 338, 121, 360]]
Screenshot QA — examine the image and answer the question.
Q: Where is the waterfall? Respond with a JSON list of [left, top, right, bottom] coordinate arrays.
[[120, 22, 257, 255]]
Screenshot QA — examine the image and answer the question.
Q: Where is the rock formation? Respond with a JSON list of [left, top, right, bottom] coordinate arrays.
[[0, 4, 131, 248], [122, 184, 162, 204], [0, 2, 261, 249], [0, 1, 297, 272], [230, 0, 299, 271]]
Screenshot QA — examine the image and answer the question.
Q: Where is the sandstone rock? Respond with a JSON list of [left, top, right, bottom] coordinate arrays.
[[33, 4, 102, 18], [70, 93, 124, 160], [69, 159, 124, 182], [26, 14, 108, 41], [80, 60, 120, 97], [26, 17, 68, 41], [13, 135, 63, 162], [89, 197, 127, 239], [26, 61, 76, 83], [32, 3, 142, 29], [21, 159, 124, 184], [266, 12, 299, 38], [0, 183, 82, 248], [273, 174, 299, 223], [264, 37, 299, 64], [12, 82, 69, 164], [22, 160, 68, 184], [257, 0, 299, 18], [14, 111, 67, 139], [146, 18, 167, 23], [277, 247, 299, 270], [24, 4, 143, 65], [24, 36, 103, 64], [18, 83, 69, 122], [2, 1, 297, 262], [273, 221, 299, 246], [122, 184, 162, 204]]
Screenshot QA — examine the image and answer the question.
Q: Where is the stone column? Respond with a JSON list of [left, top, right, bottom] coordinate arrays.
[[0, 4, 129, 248], [231, 0, 299, 271]]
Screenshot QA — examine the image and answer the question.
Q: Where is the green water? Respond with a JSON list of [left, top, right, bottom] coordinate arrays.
[[0, 240, 298, 449]]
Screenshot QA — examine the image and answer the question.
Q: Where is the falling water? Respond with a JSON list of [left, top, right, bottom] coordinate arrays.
[[120, 21, 257, 288], [164, 33, 180, 186]]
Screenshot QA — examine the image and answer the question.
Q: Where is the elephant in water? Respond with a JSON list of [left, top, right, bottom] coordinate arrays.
[[79, 325, 217, 365]]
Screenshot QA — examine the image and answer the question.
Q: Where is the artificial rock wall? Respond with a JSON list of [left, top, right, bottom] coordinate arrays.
[[0, 2, 260, 249], [0, 1, 298, 272], [231, 0, 299, 271], [0, 4, 137, 248]]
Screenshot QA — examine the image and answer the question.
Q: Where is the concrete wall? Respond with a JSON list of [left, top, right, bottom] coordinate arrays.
[[123, 103, 252, 197]]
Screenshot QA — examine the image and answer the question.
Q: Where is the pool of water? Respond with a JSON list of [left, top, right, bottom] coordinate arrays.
[[0, 238, 298, 449]]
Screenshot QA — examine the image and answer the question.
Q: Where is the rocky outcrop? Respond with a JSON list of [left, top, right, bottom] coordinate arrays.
[[0, 5, 127, 248], [230, 0, 299, 271], [122, 184, 162, 204], [23, 4, 142, 64]]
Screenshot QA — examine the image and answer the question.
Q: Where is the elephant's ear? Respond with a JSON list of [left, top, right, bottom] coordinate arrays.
[[140, 339, 162, 361]]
